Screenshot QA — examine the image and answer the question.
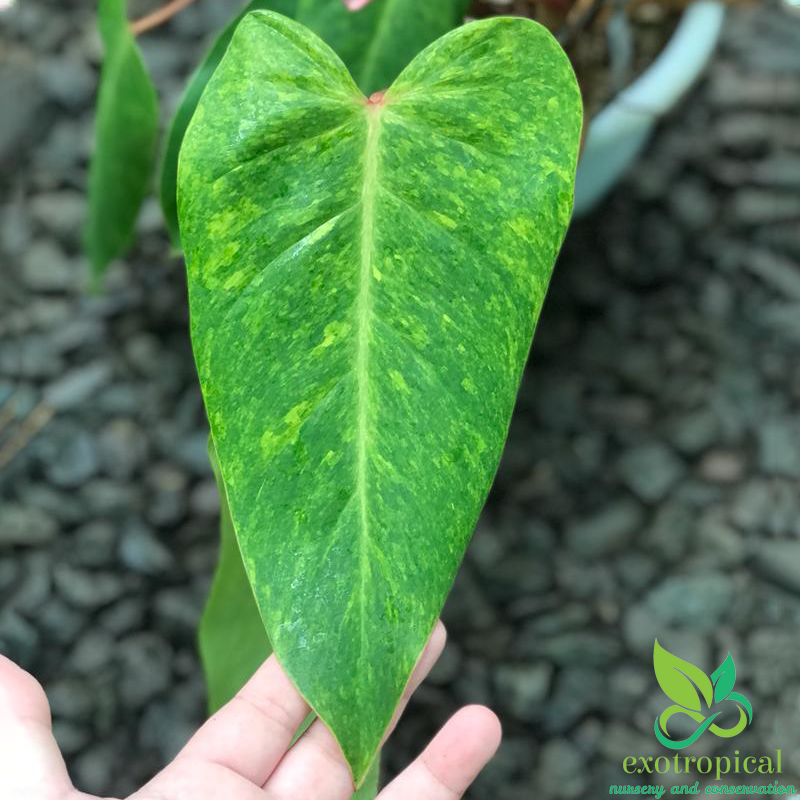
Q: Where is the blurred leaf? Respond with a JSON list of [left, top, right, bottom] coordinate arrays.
[[296, 0, 470, 96], [179, 11, 581, 782], [160, 0, 468, 246], [199, 440, 272, 712], [85, 0, 159, 280], [654, 639, 713, 712], [711, 652, 736, 703], [159, 0, 296, 247]]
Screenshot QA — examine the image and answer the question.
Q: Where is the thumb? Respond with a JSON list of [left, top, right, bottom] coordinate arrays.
[[0, 654, 75, 800]]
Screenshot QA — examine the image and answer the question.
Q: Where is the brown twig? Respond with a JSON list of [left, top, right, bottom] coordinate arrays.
[[0, 392, 19, 440], [0, 400, 54, 473], [131, 0, 200, 36]]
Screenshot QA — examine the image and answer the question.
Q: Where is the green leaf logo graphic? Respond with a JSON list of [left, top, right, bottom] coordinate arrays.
[[711, 652, 735, 703], [653, 640, 752, 749], [653, 639, 713, 712]]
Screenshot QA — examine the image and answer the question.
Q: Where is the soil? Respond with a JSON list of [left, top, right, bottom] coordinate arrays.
[[470, 0, 680, 116]]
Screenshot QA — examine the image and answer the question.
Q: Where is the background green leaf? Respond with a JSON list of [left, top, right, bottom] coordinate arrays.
[[654, 639, 714, 712], [711, 652, 736, 703], [179, 11, 581, 782], [160, 0, 467, 245], [296, 0, 470, 96], [86, 0, 159, 280], [159, 0, 296, 247], [199, 441, 272, 712]]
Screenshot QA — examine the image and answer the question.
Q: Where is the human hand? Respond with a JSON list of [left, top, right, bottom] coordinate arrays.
[[0, 622, 501, 800]]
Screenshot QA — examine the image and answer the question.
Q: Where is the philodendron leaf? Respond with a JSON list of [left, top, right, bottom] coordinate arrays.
[[204, 441, 382, 798], [654, 640, 714, 712], [86, 0, 158, 279], [179, 11, 581, 783], [160, 0, 468, 246], [159, 0, 297, 247], [711, 652, 736, 703]]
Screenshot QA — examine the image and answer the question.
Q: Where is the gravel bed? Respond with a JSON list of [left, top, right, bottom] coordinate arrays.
[[1, 2, 799, 798]]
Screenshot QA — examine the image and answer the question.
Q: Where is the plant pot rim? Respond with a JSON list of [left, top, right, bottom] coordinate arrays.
[[573, 0, 727, 216]]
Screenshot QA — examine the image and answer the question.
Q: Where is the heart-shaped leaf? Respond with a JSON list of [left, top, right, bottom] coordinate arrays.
[[86, 0, 158, 279], [160, 0, 468, 246], [711, 651, 736, 703], [179, 11, 581, 782], [654, 639, 714, 713]]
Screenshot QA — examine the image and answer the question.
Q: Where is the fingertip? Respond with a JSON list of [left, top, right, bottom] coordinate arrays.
[[0, 654, 51, 725], [458, 705, 503, 754], [420, 705, 503, 790]]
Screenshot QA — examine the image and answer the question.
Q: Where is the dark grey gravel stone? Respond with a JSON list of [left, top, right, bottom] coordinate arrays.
[[189, 478, 220, 517], [618, 442, 685, 503], [71, 521, 117, 568], [118, 633, 173, 707], [20, 239, 78, 293], [44, 362, 112, 411], [539, 739, 586, 800], [98, 598, 146, 635], [47, 677, 94, 720], [52, 719, 92, 756], [119, 520, 174, 575], [643, 572, 733, 630], [0, 609, 40, 666], [153, 588, 204, 633], [0, 57, 47, 170], [97, 417, 147, 480], [54, 564, 125, 609], [565, 499, 645, 557], [494, 662, 552, 721], [0, 503, 57, 545], [427, 639, 462, 686], [758, 418, 800, 477], [45, 430, 99, 488], [29, 190, 86, 239], [752, 541, 800, 596]]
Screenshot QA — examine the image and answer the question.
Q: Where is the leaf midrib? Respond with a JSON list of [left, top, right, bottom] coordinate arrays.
[[355, 103, 383, 672]]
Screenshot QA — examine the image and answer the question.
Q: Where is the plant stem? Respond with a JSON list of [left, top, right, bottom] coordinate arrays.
[[131, 0, 199, 36]]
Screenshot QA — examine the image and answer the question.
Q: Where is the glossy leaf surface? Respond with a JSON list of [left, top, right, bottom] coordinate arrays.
[[160, 0, 467, 244], [179, 11, 581, 782], [203, 447, 382, 798], [86, 0, 158, 279]]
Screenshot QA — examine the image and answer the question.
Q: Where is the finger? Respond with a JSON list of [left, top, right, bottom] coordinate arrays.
[[264, 620, 447, 800], [166, 654, 310, 787], [378, 705, 502, 800], [0, 654, 73, 800], [343, 0, 374, 9]]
